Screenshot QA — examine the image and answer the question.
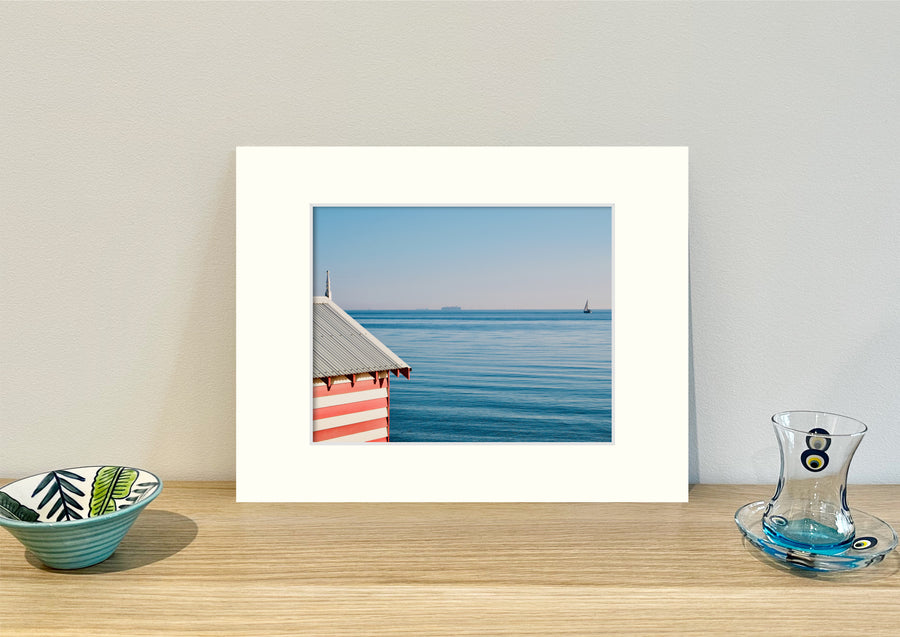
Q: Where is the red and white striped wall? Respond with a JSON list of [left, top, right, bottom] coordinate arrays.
[[313, 372, 391, 442]]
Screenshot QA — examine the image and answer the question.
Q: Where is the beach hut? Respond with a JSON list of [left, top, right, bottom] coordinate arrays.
[[312, 294, 410, 443]]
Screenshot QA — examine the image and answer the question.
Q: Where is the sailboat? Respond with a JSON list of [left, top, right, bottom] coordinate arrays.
[[583, 299, 592, 314]]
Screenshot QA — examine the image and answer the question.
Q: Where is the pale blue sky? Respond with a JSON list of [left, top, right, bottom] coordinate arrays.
[[313, 206, 612, 310]]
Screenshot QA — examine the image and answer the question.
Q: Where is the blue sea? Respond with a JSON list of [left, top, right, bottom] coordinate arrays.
[[347, 309, 612, 443]]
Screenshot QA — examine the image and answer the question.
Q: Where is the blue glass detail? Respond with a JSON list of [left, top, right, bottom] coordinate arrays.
[[763, 517, 852, 554]]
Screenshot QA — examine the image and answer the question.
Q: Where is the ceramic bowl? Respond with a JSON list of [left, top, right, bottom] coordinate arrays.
[[0, 465, 162, 569]]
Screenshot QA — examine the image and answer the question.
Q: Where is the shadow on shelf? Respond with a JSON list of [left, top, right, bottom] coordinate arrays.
[[25, 509, 198, 574], [740, 536, 900, 583]]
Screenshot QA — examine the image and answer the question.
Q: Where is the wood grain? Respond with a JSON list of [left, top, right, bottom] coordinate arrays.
[[2, 483, 898, 635]]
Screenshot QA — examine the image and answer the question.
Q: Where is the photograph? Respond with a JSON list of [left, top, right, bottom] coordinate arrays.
[[312, 206, 613, 443], [237, 144, 686, 502]]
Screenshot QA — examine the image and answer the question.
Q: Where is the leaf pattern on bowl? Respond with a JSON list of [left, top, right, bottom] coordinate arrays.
[[1, 466, 162, 524], [0, 492, 40, 522], [89, 466, 139, 517], [119, 481, 160, 510], [31, 470, 87, 522]]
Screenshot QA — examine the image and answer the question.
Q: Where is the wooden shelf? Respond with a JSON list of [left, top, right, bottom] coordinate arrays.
[[2, 483, 899, 635]]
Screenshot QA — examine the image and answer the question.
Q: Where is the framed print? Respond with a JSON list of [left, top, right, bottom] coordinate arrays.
[[236, 147, 688, 502]]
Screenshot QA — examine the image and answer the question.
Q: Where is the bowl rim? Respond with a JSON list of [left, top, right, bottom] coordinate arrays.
[[0, 465, 163, 529]]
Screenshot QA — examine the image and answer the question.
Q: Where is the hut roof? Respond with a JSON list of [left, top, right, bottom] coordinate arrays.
[[312, 296, 410, 380]]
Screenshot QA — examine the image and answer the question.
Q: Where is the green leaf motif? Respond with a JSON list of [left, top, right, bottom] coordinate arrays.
[[89, 466, 138, 517], [0, 492, 40, 522]]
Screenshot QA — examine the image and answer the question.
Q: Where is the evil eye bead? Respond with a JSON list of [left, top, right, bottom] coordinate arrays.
[[768, 515, 788, 527], [852, 536, 878, 550], [801, 448, 829, 472], [806, 428, 831, 451], [785, 552, 817, 569]]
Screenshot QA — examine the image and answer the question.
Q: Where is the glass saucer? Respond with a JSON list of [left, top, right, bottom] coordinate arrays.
[[735, 501, 898, 572]]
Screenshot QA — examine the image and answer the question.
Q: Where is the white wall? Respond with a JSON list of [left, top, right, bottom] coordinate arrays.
[[2, 2, 899, 484]]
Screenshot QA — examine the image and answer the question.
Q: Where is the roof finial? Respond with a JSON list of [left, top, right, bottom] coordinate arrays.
[[325, 270, 332, 300]]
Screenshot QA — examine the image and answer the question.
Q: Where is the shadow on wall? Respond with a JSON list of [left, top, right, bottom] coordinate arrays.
[[688, 296, 699, 484], [151, 154, 237, 480]]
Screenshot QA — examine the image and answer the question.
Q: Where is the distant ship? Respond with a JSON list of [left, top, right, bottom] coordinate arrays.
[[441, 306, 462, 311], [583, 299, 592, 314]]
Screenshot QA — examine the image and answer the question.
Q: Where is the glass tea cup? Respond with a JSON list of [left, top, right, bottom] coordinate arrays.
[[761, 411, 867, 554]]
